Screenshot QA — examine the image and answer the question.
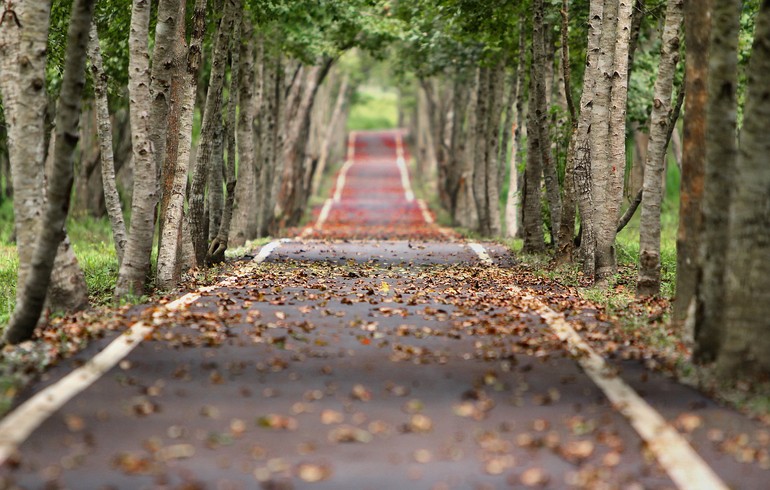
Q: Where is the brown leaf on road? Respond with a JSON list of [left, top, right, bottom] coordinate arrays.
[[520, 467, 549, 487], [296, 462, 333, 482]]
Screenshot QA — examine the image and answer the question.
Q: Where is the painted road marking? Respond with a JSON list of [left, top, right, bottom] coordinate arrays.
[[333, 132, 356, 203], [395, 133, 415, 202], [0, 239, 287, 466], [466, 242, 729, 490]]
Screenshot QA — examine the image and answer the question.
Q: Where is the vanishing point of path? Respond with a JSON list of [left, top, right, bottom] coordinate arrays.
[[1, 130, 769, 489]]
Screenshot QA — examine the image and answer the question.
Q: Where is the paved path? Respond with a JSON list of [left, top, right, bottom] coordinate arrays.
[[1, 130, 769, 489]]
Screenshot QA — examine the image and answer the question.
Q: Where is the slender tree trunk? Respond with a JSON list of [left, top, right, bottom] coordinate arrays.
[[695, 0, 741, 362], [485, 62, 505, 236], [448, 71, 470, 225], [207, 120, 225, 240], [277, 60, 333, 227], [187, 0, 237, 266], [207, 15, 242, 264], [115, 0, 156, 298], [506, 27, 527, 239], [472, 67, 491, 236], [717, 2, 770, 380], [230, 20, 259, 247], [88, 26, 127, 264], [591, 0, 633, 285], [555, 0, 579, 262], [523, 75, 545, 253], [156, 0, 206, 289], [258, 50, 282, 237], [312, 73, 350, 198], [636, 0, 683, 296], [573, 0, 604, 275], [149, 0, 180, 178], [673, 0, 709, 324], [533, 0, 561, 244], [4, 0, 94, 343]]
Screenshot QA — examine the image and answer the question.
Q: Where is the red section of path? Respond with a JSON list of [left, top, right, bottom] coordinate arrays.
[[301, 130, 453, 240]]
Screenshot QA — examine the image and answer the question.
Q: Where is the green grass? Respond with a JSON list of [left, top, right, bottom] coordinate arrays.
[[0, 201, 120, 327], [347, 85, 399, 131]]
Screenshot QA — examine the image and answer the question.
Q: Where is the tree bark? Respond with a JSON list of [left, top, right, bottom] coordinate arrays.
[[312, 73, 350, 199], [591, 0, 633, 285], [258, 50, 283, 237], [4, 0, 94, 343], [88, 26, 127, 264], [276, 60, 333, 228], [555, 0, 579, 262], [505, 26, 527, 239], [523, 74, 545, 253], [207, 117, 225, 241], [207, 15, 242, 264], [533, 0, 561, 244], [695, 0, 740, 362], [472, 67, 491, 236], [573, 0, 604, 276], [156, 0, 206, 289], [230, 20, 259, 247], [673, 0, 709, 323], [636, 0, 683, 296], [149, 0, 180, 179], [485, 63, 506, 236], [0, 0, 51, 306], [187, 0, 238, 266], [717, 1, 770, 380], [115, 0, 157, 299]]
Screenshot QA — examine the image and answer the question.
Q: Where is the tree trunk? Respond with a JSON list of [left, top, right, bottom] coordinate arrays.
[[207, 15, 242, 264], [555, 0, 579, 262], [523, 75, 545, 253], [533, 0, 561, 244], [312, 72, 350, 200], [472, 67, 491, 236], [187, 0, 237, 266], [591, 0, 632, 285], [4, 0, 94, 344], [0, 0, 50, 306], [115, 0, 157, 298], [636, 0, 683, 296], [230, 21, 259, 247], [484, 62, 505, 236], [258, 50, 282, 237], [149, 0, 180, 179], [694, 0, 740, 362], [156, 0, 206, 289], [573, 0, 604, 276], [88, 25, 127, 264], [207, 118, 225, 241], [506, 26, 527, 239], [717, 2, 770, 380], [673, 0, 709, 324], [277, 60, 333, 228]]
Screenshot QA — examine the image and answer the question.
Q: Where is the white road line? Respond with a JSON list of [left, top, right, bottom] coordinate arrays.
[[332, 132, 357, 203], [395, 133, 415, 202], [416, 199, 434, 224], [0, 239, 287, 465], [466, 242, 729, 490]]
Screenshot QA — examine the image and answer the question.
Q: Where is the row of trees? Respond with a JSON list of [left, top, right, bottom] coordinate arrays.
[[399, 0, 768, 381], [0, 0, 396, 342]]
